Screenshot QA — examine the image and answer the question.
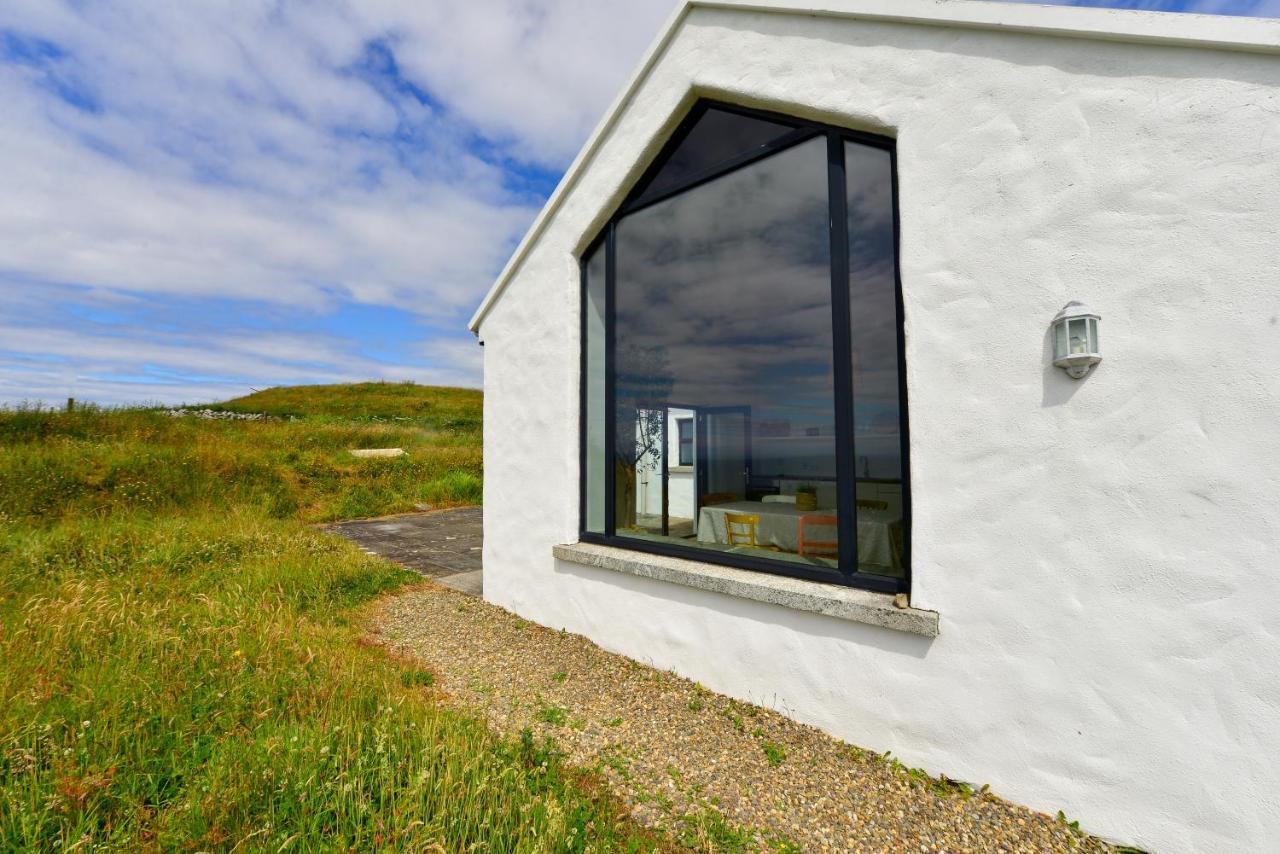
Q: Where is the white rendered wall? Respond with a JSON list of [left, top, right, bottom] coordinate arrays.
[[478, 9, 1280, 852], [636, 470, 695, 518]]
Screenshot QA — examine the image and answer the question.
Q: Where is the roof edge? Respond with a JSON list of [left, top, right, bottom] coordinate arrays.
[[468, 1, 693, 334], [705, 0, 1280, 55], [468, 0, 1280, 333]]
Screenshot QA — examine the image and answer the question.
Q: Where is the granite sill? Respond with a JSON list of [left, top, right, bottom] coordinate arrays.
[[552, 541, 939, 638]]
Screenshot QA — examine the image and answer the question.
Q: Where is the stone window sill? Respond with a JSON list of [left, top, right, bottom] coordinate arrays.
[[553, 542, 939, 638]]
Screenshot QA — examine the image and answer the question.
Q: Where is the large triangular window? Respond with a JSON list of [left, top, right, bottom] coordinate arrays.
[[582, 101, 910, 594], [626, 105, 800, 206]]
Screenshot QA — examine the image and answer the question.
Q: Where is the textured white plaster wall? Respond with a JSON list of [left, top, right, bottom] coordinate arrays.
[[477, 9, 1280, 852]]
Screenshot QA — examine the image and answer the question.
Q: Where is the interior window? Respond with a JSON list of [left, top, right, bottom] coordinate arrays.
[[676, 418, 693, 467]]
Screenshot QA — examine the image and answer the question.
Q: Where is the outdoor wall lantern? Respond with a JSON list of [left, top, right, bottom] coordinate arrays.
[[1051, 301, 1101, 379]]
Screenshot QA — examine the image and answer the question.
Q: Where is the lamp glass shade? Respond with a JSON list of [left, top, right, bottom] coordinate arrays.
[[1069, 318, 1089, 354], [1089, 317, 1098, 352], [1054, 321, 1068, 360]]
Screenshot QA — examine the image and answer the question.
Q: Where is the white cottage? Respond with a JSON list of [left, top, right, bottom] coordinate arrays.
[[468, 2, 1280, 850]]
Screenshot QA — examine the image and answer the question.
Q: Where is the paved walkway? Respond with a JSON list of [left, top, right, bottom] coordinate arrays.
[[327, 506, 483, 596]]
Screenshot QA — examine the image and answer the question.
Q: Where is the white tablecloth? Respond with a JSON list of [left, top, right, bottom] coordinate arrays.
[[696, 500, 897, 568]]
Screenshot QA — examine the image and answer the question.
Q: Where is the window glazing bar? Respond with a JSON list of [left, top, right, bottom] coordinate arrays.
[[826, 131, 858, 577]]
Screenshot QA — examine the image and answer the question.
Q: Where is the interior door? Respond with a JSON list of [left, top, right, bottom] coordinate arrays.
[[697, 407, 750, 507]]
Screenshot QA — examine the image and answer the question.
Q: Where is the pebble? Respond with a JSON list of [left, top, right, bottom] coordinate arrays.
[[370, 585, 1117, 853]]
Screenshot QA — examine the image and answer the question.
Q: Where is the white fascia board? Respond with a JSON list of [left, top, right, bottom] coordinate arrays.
[[709, 0, 1280, 54], [466, 0, 1280, 335], [467, 0, 693, 335]]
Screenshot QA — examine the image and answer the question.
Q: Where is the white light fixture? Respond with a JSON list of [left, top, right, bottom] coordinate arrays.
[[1051, 301, 1101, 379]]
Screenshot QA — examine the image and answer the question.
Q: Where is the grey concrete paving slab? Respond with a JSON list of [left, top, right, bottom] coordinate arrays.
[[326, 506, 482, 596], [435, 569, 483, 597]]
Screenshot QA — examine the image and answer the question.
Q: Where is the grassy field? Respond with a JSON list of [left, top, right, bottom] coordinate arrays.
[[2, 383, 482, 524], [0, 383, 664, 851]]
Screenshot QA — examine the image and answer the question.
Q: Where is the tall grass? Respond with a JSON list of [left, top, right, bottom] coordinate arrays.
[[0, 403, 480, 523], [0, 391, 662, 851]]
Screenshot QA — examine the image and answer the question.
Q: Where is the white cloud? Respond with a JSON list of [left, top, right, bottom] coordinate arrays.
[[0, 0, 678, 311], [351, 0, 680, 164], [0, 0, 675, 404], [0, 316, 485, 407]]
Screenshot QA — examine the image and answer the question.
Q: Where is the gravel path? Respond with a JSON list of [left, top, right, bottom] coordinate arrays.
[[369, 583, 1115, 853]]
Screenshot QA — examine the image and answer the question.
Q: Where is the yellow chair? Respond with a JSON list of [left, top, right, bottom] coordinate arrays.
[[855, 498, 888, 511], [724, 512, 761, 547]]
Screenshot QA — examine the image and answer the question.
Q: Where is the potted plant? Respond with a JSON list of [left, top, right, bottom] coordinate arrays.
[[795, 484, 818, 511]]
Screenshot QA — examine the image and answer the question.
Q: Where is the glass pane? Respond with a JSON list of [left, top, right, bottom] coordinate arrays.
[[846, 141, 905, 579], [1089, 317, 1098, 353], [1054, 320, 1068, 360], [613, 136, 839, 574], [1069, 318, 1088, 355], [630, 107, 797, 203], [676, 416, 694, 467], [583, 242, 607, 534]]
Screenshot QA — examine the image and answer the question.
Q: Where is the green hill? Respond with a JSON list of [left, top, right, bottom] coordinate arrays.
[[211, 381, 482, 434]]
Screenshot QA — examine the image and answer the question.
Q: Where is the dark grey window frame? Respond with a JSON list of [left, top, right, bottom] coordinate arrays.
[[675, 417, 694, 467], [579, 99, 912, 595]]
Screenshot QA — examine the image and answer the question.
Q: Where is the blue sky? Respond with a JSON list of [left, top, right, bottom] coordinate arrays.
[[0, 0, 1277, 406]]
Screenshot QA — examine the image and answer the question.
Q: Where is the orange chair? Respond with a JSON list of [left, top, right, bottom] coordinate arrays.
[[797, 514, 839, 558], [723, 512, 761, 547]]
